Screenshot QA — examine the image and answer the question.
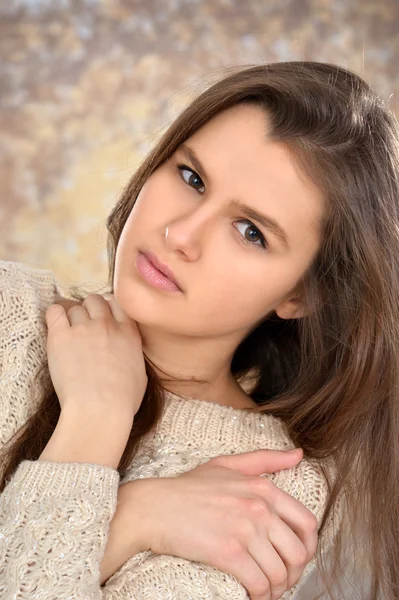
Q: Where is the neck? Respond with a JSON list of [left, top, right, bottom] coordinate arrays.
[[138, 323, 258, 410]]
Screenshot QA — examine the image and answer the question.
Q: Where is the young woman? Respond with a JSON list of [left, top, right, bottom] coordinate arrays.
[[0, 60, 398, 600]]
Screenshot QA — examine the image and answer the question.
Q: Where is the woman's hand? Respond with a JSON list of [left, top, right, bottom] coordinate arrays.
[[113, 448, 318, 600], [45, 293, 147, 420]]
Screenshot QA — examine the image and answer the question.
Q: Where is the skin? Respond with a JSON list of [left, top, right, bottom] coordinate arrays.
[[113, 103, 325, 408]]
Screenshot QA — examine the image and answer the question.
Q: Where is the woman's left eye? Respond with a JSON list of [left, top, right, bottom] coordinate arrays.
[[234, 221, 267, 249], [177, 165, 206, 193]]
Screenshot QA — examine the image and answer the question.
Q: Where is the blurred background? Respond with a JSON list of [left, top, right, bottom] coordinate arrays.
[[0, 0, 398, 293], [1, 2, 395, 594]]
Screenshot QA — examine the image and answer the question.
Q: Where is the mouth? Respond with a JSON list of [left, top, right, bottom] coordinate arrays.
[[136, 250, 183, 293]]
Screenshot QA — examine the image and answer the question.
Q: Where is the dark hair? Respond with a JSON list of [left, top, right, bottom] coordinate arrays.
[[1, 61, 398, 599]]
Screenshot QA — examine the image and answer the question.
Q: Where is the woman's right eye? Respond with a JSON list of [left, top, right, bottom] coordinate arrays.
[[176, 164, 206, 194]]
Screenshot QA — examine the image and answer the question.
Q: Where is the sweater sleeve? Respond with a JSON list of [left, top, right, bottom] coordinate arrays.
[[0, 260, 62, 449], [0, 262, 121, 599], [0, 460, 120, 599]]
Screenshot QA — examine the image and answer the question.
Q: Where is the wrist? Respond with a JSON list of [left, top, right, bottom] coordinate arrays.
[[39, 408, 133, 470], [100, 478, 156, 586], [100, 507, 135, 585], [116, 478, 159, 554]]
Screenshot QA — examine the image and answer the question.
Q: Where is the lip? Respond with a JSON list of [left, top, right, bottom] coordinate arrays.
[[138, 250, 183, 292]]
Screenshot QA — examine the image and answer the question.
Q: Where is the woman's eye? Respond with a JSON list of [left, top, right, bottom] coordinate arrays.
[[177, 165, 205, 193], [234, 221, 268, 249]]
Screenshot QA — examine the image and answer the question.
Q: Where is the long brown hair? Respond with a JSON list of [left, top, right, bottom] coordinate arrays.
[[1, 61, 398, 599]]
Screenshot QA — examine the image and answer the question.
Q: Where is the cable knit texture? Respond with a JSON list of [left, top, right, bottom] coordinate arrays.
[[0, 260, 342, 599]]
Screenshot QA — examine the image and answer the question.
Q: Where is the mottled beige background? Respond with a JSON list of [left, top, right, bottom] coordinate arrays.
[[1, 2, 396, 595], [1, 0, 398, 295]]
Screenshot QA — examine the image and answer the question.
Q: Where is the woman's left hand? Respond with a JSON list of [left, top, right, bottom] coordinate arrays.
[[100, 450, 318, 599]]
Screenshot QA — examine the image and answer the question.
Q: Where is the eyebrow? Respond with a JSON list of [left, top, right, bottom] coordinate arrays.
[[178, 144, 291, 251]]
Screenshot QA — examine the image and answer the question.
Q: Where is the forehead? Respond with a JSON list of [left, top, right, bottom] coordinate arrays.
[[180, 104, 325, 247]]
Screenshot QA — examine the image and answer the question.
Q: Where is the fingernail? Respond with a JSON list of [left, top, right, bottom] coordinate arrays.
[[286, 448, 301, 453], [103, 293, 113, 300]]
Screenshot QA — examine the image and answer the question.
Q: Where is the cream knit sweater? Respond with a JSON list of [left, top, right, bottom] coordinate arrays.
[[0, 260, 341, 599]]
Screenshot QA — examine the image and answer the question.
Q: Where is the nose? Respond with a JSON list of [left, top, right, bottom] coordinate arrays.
[[164, 204, 217, 259]]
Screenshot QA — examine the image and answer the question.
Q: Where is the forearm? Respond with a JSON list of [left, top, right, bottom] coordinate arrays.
[[39, 407, 134, 470], [39, 408, 141, 586]]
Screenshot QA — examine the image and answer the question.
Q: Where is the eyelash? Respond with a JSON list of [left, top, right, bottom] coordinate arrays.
[[176, 164, 268, 250]]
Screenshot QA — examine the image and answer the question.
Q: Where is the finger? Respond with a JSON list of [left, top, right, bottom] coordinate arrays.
[[63, 293, 114, 325], [248, 476, 318, 561], [80, 294, 115, 320], [53, 294, 82, 312], [269, 490, 318, 562], [102, 293, 132, 324], [77, 293, 130, 324], [62, 293, 131, 326], [220, 549, 271, 600], [45, 303, 71, 330], [247, 538, 288, 600], [60, 295, 107, 326], [266, 517, 310, 589], [50, 295, 87, 326], [65, 304, 91, 325], [213, 448, 303, 477]]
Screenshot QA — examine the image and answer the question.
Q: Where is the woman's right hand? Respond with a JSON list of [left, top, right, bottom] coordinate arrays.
[[118, 448, 318, 600], [45, 293, 148, 420]]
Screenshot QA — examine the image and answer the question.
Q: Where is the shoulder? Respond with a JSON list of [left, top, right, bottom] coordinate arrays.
[[0, 260, 62, 358], [0, 261, 61, 448], [266, 442, 339, 527], [0, 260, 61, 315], [0, 259, 67, 338]]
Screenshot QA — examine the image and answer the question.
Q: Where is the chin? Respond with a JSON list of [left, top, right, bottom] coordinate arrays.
[[114, 283, 165, 324]]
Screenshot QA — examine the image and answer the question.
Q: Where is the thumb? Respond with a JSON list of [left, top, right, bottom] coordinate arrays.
[[214, 448, 303, 476]]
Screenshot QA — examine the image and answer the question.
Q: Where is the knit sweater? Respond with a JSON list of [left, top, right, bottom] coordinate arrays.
[[0, 260, 342, 599]]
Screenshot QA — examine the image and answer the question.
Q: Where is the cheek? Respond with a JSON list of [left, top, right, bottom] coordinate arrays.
[[189, 267, 274, 329], [194, 259, 302, 324], [116, 189, 165, 252], [133, 182, 174, 228]]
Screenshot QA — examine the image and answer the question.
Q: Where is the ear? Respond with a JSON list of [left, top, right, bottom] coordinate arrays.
[[274, 296, 312, 320]]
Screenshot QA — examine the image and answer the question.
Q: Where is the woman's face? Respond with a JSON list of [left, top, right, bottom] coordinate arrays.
[[114, 104, 325, 340]]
